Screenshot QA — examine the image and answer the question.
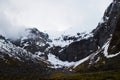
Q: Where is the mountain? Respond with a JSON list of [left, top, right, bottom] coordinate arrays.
[[0, 0, 120, 80], [51, 0, 119, 62], [74, 0, 120, 71]]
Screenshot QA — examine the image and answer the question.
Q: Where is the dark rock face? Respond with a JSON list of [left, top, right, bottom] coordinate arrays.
[[108, 15, 120, 54], [93, 0, 120, 47], [79, 25, 120, 73], [59, 38, 98, 62]]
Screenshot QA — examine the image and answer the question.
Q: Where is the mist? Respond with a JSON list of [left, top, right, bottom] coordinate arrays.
[[0, 0, 113, 39], [0, 12, 26, 39]]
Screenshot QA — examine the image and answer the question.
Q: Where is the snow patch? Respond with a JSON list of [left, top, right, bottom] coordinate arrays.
[[47, 53, 92, 68], [47, 53, 75, 68], [48, 37, 72, 47]]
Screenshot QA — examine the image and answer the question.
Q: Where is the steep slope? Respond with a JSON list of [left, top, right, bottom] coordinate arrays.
[[74, 0, 120, 73], [108, 14, 120, 54], [51, 0, 119, 62], [0, 35, 54, 79]]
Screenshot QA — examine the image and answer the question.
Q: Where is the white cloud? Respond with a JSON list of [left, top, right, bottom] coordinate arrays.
[[0, 12, 26, 39], [0, 0, 113, 38]]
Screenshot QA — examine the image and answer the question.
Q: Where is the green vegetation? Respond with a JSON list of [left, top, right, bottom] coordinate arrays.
[[49, 71, 120, 80], [0, 71, 119, 80]]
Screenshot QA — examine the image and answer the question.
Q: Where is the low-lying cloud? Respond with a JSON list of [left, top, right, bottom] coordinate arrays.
[[0, 0, 113, 39], [0, 12, 26, 39]]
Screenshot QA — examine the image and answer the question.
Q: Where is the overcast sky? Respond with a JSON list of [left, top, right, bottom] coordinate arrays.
[[0, 0, 112, 39]]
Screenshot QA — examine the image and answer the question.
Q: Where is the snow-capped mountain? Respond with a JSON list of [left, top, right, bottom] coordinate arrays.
[[0, 0, 120, 79]]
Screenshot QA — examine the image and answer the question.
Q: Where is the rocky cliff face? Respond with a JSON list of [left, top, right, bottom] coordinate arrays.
[[74, 0, 120, 73], [51, 0, 120, 62]]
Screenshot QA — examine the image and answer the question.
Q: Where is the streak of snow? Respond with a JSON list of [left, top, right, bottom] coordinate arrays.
[[103, 40, 120, 58], [84, 33, 94, 39], [95, 57, 100, 63], [59, 49, 64, 53], [49, 39, 72, 47], [73, 55, 90, 68]]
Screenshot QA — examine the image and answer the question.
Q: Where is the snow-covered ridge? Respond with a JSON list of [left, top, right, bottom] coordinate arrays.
[[0, 35, 90, 69], [20, 28, 48, 45], [0, 37, 44, 62], [49, 32, 93, 47]]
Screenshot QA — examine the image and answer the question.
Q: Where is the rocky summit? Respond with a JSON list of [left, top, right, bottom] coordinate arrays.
[[0, 0, 120, 80]]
